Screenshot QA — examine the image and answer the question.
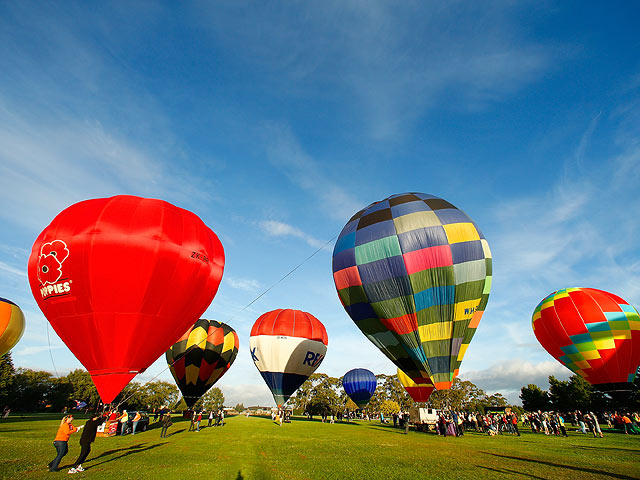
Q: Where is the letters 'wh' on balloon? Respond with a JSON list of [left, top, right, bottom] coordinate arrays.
[[250, 309, 328, 407], [28, 195, 225, 403], [533, 287, 640, 392], [0, 297, 25, 357], [397, 368, 435, 403], [342, 368, 377, 409], [333, 193, 491, 390], [166, 319, 239, 408]]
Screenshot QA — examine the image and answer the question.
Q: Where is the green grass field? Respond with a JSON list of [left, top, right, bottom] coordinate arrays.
[[1, 414, 638, 479]]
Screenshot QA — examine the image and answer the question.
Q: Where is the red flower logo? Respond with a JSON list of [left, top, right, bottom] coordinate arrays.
[[38, 254, 63, 285], [40, 240, 69, 264]]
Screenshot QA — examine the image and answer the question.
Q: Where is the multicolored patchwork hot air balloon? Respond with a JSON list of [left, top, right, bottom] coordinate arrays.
[[397, 368, 435, 403], [28, 195, 225, 404], [250, 309, 328, 406], [532, 288, 640, 391], [0, 297, 25, 357], [342, 368, 377, 409], [332, 193, 491, 390], [166, 319, 239, 407]]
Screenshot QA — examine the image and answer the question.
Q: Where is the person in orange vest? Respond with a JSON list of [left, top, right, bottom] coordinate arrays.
[[48, 415, 83, 472], [132, 411, 142, 435]]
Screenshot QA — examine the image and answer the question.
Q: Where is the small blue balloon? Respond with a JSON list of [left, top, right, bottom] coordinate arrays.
[[342, 368, 377, 408]]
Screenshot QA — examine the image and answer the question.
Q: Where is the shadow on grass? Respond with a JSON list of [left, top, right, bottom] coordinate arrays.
[[365, 424, 415, 435], [81, 443, 164, 470], [572, 444, 640, 454], [166, 428, 186, 437], [477, 465, 548, 479], [482, 452, 638, 479], [236, 470, 244, 480]]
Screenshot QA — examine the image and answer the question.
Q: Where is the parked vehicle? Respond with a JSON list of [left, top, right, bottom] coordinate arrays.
[[409, 407, 440, 432]]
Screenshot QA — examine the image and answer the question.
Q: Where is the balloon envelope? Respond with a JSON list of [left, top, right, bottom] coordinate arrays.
[[332, 193, 491, 390], [0, 297, 25, 357], [342, 368, 377, 409], [28, 195, 225, 403], [250, 309, 328, 406], [532, 287, 640, 391], [397, 368, 435, 403], [166, 319, 239, 407]]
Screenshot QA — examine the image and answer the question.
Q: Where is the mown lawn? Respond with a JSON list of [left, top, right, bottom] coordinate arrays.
[[0, 413, 638, 479]]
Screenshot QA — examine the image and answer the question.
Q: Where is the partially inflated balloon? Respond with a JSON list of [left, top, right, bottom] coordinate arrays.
[[28, 195, 224, 403], [533, 288, 640, 391], [333, 193, 491, 390], [166, 319, 238, 407], [342, 368, 377, 409], [397, 368, 434, 403], [0, 298, 25, 356], [250, 309, 328, 406]]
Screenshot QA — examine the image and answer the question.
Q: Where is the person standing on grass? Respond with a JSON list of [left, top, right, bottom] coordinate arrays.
[[131, 411, 142, 435], [48, 415, 82, 472], [160, 413, 172, 438], [196, 411, 203, 431], [117, 410, 128, 435], [208, 410, 214, 427], [68, 413, 105, 474]]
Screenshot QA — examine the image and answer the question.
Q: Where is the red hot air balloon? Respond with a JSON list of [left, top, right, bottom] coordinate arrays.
[[28, 195, 224, 404], [532, 288, 640, 392]]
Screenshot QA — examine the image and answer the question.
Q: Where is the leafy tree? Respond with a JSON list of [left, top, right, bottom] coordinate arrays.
[[234, 403, 245, 412], [376, 374, 412, 410], [64, 369, 101, 408], [379, 400, 400, 417], [429, 378, 468, 410], [114, 382, 146, 410], [140, 381, 180, 410], [10, 369, 56, 411], [520, 384, 551, 412], [0, 353, 15, 406], [292, 373, 342, 416], [194, 387, 224, 411], [548, 376, 573, 411]]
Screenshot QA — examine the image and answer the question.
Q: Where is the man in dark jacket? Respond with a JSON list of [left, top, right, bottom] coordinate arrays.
[[68, 413, 105, 474]]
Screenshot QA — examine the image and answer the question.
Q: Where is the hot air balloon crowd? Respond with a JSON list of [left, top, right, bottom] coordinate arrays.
[[1, 192, 640, 473]]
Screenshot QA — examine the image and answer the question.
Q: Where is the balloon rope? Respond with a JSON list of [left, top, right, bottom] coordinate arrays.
[[115, 233, 337, 408], [225, 233, 338, 324], [46, 322, 59, 378]]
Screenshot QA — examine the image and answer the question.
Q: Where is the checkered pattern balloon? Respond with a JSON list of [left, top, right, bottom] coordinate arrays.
[[332, 193, 491, 390], [166, 319, 239, 407], [532, 288, 640, 391]]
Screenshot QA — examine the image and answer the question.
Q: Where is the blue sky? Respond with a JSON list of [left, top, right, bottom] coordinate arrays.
[[1, 1, 639, 406]]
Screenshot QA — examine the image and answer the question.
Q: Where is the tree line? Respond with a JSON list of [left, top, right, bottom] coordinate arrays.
[[519, 374, 640, 413], [289, 372, 514, 417], [0, 353, 224, 412]]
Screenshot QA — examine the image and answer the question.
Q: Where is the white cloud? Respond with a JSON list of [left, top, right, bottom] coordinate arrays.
[[15, 345, 65, 356], [225, 277, 261, 292], [460, 359, 571, 403], [0, 260, 26, 277], [259, 220, 326, 249], [263, 124, 363, 222]]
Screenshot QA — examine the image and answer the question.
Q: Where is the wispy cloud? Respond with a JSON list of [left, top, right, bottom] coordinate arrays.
[[259, 220, 326, 249], [0, 260, 26, 277], [263, 124, 362, 221], [225, 277, 261, 292], [193, 2, 555, 139], [460, 359, 570, 403], [15, 345, 65, 356]]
